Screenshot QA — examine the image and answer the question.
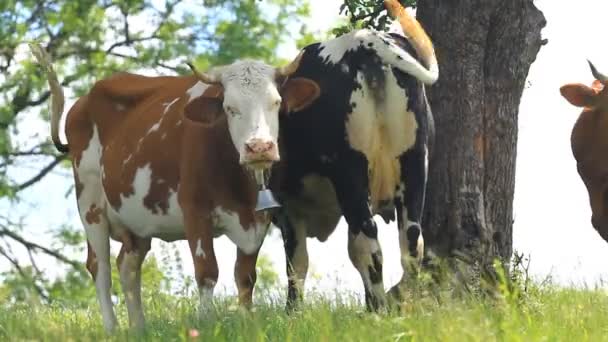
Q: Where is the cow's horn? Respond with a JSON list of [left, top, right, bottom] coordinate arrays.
[[277, 51, 304, 77], [187, 62, 220, 84], [588, 60, 608, 82]]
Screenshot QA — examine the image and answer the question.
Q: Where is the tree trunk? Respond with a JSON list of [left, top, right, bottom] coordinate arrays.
[[417, 0, 546, 272]]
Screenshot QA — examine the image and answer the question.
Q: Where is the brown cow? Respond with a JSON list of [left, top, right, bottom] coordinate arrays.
[[561, 61, 608, 242], [30, 44, 320, 332]]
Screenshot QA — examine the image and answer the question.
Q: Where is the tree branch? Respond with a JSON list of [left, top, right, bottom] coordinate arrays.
[[0, 245, 50, 301], [105, 35, 160, 53], [0, 225, 81, 270], [14, 154, 68, 192]]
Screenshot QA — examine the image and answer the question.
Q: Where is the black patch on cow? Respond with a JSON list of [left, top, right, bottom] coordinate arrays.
[[369, 251, 383, 284], [377, 199, 395, 224], [274, 211, 297, 262], [406, 224, 421, 257], [388, 32, 423, 67], [273, 211, 303, 310], [364, 289, 379, 311], [361, 219, 378, 239]]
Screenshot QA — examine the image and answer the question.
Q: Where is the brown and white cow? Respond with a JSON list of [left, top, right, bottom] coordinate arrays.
[[30, 44, 320, 331], [561, 61, 608, 243]]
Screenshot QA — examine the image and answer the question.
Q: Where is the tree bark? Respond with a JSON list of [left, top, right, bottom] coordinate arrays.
[[417, 0, 546, 271]]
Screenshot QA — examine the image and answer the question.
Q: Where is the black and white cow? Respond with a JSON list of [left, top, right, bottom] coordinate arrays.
[[270, 0, 438, 311]]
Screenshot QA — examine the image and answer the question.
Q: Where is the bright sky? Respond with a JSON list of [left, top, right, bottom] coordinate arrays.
[[3, 0, 608, 304]]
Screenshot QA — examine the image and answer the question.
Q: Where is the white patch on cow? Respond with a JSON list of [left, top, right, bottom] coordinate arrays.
[[147, 99, 178, 136], [198, 281, 216, 316], [318, 30, 376, 64], [100, 163, 106, 181], [318, 28, 437, 85], [147, 122, 161, 135], [175, 119, 182, 127], [163, 98, 180, 114], [115, 103, 126, 111], [186, 81, 209, 103], [161, 133, 167, 140], [135, 137, 145, 152], [118, 250, 145, 329], [123, 154, 133, 167], [77, 125, 102, 173], [105, 164, 184, 240], [211, 207, 269, 255], [195, 238, 206, 258], [345, 70, 417, 211], [74, 124, 118, 332], [424, 145, 429, 175], [218, 60, 282, 164], [341, 63, 350, 74], [347, 231, 386, 307]]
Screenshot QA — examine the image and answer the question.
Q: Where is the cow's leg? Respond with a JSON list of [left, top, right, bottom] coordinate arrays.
[[234, 247, 260, 308], [390, 146, 427, 298], [117, 235, 151, 330], [183, 209, 218, 316], [330, 155, 386, 311], [79, 185, 117, 332], [277, 212, 309, 311]]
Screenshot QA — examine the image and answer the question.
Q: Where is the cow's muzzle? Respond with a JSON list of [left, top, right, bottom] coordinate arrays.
[[243, 138, 279, 168]]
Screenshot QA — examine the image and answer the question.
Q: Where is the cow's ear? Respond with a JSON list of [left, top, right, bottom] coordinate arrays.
[[591, 80, 605, 93], [280, 77, 320, 113], [183, 84, 225, 125], [560, 83, 597, 108]]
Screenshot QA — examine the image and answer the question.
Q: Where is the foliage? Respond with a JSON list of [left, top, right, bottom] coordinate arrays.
[[332, 0, 417, 36]]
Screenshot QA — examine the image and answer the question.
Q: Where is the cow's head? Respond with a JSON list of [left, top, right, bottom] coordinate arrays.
[[561, 61, 608, 238], [186, 53, 320, 170]]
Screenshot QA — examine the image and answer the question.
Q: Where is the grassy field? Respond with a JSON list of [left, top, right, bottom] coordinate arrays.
[[2, 280, 608, 342]]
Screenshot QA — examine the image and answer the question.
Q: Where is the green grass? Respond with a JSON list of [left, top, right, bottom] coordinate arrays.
[[1, 284, 608, 341]]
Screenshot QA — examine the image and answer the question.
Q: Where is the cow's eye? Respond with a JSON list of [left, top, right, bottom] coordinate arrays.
[[225, 106, 239, 116], [274, 99, 281, 107]]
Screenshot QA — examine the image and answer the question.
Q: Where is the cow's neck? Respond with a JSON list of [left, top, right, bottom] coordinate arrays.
[[191, 118, 259, 210]]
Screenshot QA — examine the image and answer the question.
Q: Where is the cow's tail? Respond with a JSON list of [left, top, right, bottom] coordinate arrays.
[[383, 0, 438, 85], [29, 43, 69, 153]]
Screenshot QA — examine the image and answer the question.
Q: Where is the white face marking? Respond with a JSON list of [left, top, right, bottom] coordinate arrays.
[[195, 238, 206, 258], [211, 207, 269, 255], [217, 60, 282, 164], [345, 70, 418, 210]]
